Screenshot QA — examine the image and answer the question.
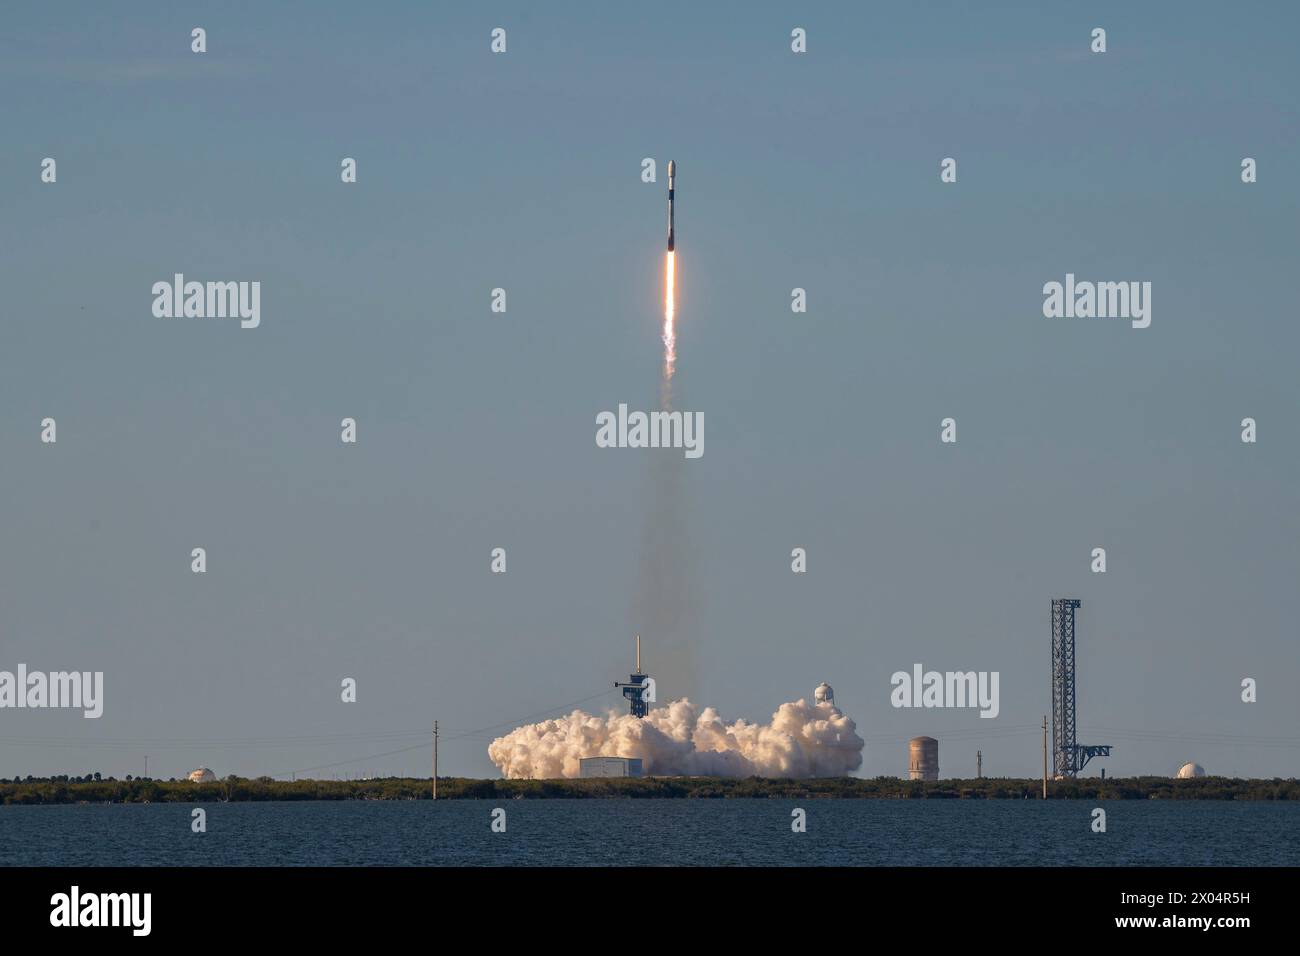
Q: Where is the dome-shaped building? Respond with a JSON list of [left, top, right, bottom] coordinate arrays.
[[1176, 762, 1206, 779], [187, 767, 217, 783]]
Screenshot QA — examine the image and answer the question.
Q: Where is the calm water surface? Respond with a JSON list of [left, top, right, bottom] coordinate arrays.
[[2, 800, 1294, 866]]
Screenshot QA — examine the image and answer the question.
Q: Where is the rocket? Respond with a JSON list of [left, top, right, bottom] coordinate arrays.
[[667, 160, 676, 251]]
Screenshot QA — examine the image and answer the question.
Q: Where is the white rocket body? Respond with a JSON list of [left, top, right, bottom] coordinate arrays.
[[667, 160, 676, 251]]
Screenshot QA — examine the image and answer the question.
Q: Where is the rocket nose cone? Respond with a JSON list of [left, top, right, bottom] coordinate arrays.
[[668, 160, 676, 177]]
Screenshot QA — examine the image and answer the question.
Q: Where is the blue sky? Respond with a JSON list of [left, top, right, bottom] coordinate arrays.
[[1, 1, 1298, 780]]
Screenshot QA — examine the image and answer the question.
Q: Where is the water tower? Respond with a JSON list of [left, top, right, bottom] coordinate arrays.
[[909, 736, 939, 781]]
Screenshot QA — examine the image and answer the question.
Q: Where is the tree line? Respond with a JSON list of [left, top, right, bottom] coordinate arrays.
[[2, 773, 1297, 805]]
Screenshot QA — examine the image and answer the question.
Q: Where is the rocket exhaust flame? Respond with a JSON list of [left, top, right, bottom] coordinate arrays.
[[661, 159, 677, 388], [662, 251, 676, 384]]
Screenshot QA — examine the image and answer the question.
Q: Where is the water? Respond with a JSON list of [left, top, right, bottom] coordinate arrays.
[[2, 800, 1294, 866]]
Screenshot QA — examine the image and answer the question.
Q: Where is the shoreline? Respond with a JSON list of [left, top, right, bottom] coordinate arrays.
[[4, 775, 1298, 804]]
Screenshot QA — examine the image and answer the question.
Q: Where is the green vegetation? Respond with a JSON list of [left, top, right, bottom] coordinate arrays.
[[2, 773, 1297, 805]]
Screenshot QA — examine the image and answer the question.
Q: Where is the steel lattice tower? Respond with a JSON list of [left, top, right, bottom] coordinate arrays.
[[1050, 599, 1112, 777], [614, 635, 651, 718]]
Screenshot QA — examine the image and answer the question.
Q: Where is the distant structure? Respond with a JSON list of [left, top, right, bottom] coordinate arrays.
[[814, 682, 834, 707], [187, 767, 216, 783], [1177, 762, 1206, 779], [1050, 599, 1112, 778], [977, 750, 982, 779], [580, 757, 644, 778], [909, 736, 939, 781], [614, 635, 651, 718]]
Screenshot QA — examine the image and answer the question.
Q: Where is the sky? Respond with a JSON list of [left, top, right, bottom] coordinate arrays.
[[1, 1, 1298, 781]]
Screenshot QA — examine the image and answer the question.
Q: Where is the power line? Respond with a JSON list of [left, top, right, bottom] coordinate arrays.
[[265, 687, 619, 779], [860, 725, 1041, 742], [0, 730, 430, 748], [1082, 727, 1300, 748], [439, 688, 619, 741], [0, 689, 621, 751], [267, 741, 433, 779]]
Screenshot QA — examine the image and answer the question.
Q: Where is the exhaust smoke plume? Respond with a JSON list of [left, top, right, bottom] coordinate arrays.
[[632, 161, 695, 700], [635, 244, 696, 698], [488, 694, 865, 779]]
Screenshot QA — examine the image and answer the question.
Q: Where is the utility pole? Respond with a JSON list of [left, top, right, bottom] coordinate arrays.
[[977, 750, 982, 779], [144, 755, 148, 779], [1041, 716, 1048, 799], [432, 720, 439, 801]]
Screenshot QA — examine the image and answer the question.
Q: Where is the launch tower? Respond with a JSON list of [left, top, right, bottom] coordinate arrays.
[[1050, 599, 1112, 777], [614, 635, 651, 718]]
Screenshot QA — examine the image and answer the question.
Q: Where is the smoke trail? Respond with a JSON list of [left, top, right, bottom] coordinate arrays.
[[488, 693, 865, 779], [635, 249, 696, 699]]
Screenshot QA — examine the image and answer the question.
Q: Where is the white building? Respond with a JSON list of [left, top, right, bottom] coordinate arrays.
[[1176, 762, 1206, 779], [579, 757, 643, 778], [187, 767, 216, 783]]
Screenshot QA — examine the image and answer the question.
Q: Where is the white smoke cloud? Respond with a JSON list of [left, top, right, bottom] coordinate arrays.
[[488, 694, 864, 779]]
